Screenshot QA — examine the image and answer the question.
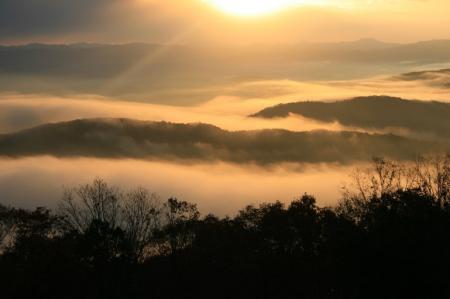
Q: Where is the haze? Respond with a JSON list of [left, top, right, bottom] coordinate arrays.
[[1, 0, 450, 44], [0, 0, 450, 215]]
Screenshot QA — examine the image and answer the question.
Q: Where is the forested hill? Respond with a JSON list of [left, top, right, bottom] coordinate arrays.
[[252, 96, 450, 139], [0, 118, 446, 164]]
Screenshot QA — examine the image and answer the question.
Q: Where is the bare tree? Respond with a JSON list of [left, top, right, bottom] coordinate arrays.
[[122, 188, 162, 260], [59, 178, 122, 233], [410, 154, 450, 207], [343, 157, 404, 202], [341, 154, 450, 218], [59, 178, 164, 261]]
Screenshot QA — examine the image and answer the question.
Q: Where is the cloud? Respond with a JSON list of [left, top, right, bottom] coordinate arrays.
[[0, 0, 115, 36], [2, 43, 450, 103], [0, 91, 354, 134], [1, 69, 449, 134], [0, 0, 191, 43]]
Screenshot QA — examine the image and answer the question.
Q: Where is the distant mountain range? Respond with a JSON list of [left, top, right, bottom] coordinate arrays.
[[0, 118, 446, 164], [1, 38, 399, 52], [2, 39, 450, 72], [299, 38, 400, 51], [252, 96, 450, 139]]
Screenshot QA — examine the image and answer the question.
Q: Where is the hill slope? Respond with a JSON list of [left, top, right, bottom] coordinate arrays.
[[252, 96, 450, 139], [0, 118, 446, 164], [393, 69, 450, 89]]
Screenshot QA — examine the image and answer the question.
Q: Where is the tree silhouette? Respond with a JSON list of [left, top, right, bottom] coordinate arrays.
[[59, 178, 163, 261], [2, 157, 450, 298]]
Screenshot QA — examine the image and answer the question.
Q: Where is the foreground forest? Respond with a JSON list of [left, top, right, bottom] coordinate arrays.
[[2, 156, 450, 298]]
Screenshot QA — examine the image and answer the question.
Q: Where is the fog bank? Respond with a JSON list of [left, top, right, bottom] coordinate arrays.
[[0, 157, 349, 215]]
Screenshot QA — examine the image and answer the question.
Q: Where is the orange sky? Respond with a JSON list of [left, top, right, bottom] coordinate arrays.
[[1, 0, 450, 45]]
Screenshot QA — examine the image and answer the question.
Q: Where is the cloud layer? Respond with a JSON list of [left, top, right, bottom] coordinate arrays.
[[2, 43, 450, 103]]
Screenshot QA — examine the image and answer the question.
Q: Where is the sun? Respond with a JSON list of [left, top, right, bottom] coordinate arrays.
[[205, 0, 308, 17]]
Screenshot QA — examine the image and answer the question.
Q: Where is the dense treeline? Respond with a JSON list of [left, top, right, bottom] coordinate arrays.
[[1, 156, 450, 298]]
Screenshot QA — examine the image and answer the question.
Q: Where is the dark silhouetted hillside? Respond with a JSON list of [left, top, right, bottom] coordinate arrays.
[[252, 96, 450, 139], [393, 68, 450, 88], [0, 118, 446, 164]]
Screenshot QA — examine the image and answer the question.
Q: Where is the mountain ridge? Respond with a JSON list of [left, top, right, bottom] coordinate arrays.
[[252, 96, 450, 139], [0, 118, 446, 165]]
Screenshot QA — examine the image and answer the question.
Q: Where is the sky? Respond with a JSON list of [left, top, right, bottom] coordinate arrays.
[[1, 0, 450, 45]]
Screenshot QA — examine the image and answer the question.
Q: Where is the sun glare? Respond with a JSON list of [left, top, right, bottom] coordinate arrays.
[[206, 0, 309, 17]]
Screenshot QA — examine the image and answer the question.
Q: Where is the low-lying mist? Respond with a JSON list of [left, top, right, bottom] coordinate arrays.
[[1, 70, 449, 134], [1, 67, 449, 216], [0, 157, 350, 216]]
